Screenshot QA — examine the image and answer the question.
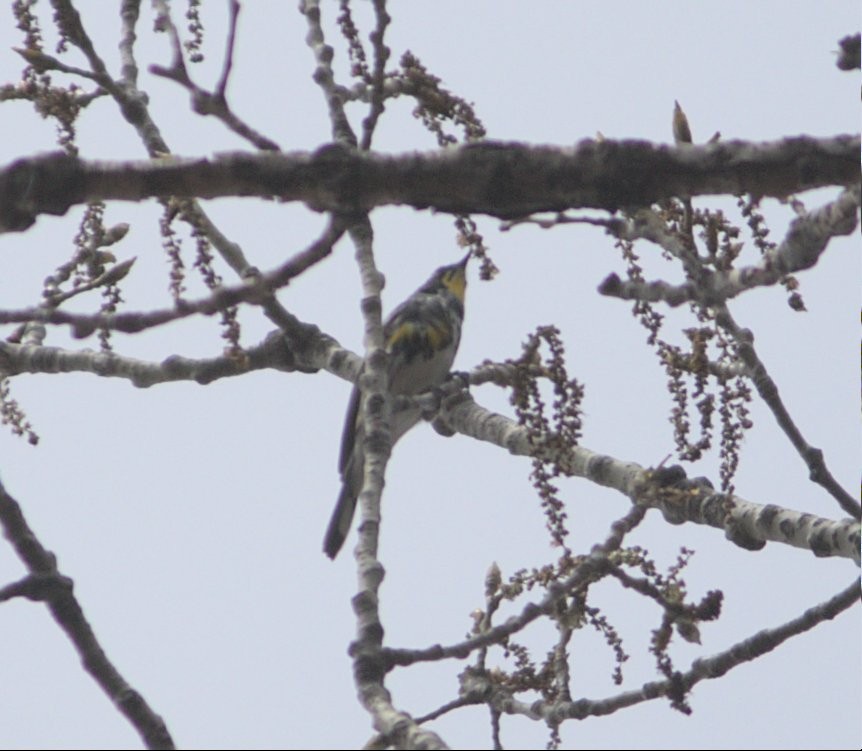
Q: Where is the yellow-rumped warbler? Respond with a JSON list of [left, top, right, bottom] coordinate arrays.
[[323, 254, 469, 559]]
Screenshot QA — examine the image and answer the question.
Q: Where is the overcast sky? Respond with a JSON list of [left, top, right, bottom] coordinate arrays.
[[0, 2, 858, 749]]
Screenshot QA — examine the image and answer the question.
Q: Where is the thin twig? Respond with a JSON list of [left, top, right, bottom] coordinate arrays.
[[149, 0, 280, 151], [0, 219, 346, 338], [359, 0, 391, 151], [215, 0, 240, 99], [716, 305, 860, 518], [0, 479, 175, 749], [384, 506, 647, 668], [525, 578, 861, 723], [299, 0, 357, 145]]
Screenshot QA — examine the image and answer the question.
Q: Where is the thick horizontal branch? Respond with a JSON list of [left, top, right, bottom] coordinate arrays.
[[0, 135, 858, 231], [439, 390, 860, 563], [6, 318, 856, 562], [0, 331, 311, 387]]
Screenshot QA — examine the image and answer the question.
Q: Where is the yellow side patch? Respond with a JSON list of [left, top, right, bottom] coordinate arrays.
[[425, 320, 450, 349], [387, 318, 451, 358], [387, 321, 417, 349]]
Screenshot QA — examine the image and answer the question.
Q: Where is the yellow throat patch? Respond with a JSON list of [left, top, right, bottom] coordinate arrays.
[[441, 266, 467, 303]]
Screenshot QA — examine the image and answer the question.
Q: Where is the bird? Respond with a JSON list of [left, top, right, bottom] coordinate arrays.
[[323, 254, 470, 559]]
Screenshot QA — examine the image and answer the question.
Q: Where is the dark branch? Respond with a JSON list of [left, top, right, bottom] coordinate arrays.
[[0, 478, 175, 749], [0, 135, 857, 232]]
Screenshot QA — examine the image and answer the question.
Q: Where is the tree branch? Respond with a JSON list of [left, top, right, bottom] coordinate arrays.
[[300, 0, 358, 146], [0, 477, 175, 749], [1, 135, 857, 232], [598, 185, 860, 306], [0, 330, 316, 386], [527, 578, 860, 724], [384, 505, 648, 669], [148, 0, 281, 151], [0, 218, 346, 338], [438, 387, 860, 562], [715, 306, 861, 518]]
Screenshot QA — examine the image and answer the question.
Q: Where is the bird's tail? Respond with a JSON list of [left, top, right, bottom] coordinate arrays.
[[323, 480, 357, 559]]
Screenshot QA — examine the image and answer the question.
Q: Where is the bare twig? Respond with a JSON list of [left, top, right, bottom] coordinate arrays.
[[149, 0, 280, 151], [0, 478, 175, 749], [215, 0, 240, 99], [299, 0, 358, 146], [359, 0, 392, 151], [49, 0, 112, 79], [516, 578, 860, 724], [0, 219, 345, 341], [12, 46, 102, 81], [384, 506, 648, 668], [715, 306, 860, 518]]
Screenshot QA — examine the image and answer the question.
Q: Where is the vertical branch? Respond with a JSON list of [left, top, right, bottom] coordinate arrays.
[[215, 0, 240, 99], [118, 0, 142, 87], [359, 0, 391, 151], [298, 3, 436, 741], [299, 0, 357, 146], [343, 218, 439, 745]]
